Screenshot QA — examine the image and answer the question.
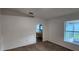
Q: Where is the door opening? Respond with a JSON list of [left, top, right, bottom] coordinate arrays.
[[36, 24, 43, 43]]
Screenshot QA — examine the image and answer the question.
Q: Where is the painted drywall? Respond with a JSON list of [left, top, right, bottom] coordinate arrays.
[[1, 15, 45, 50], [0, 15, 4, 50], [1, 8, 79, 51], [0, 15, 1, 50], [0, 9, 47, 50], [47, 11, 79, 51], [43, 20, 49, 41], [0, 9, 1, 14]]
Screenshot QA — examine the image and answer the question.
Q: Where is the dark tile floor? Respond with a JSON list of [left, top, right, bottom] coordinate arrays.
[[6, 41, 72, 51]]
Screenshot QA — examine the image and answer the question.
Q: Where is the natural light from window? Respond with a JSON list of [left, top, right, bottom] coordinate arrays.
[[64, 20, 79, 45]]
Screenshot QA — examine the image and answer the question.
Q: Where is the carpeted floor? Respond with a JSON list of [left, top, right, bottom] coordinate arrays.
[[6, 41, 72, 51]]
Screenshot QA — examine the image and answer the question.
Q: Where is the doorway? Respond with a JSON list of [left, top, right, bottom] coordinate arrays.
[[36, 24, 43, 43]]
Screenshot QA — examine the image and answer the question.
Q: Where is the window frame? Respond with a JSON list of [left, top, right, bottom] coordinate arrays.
[[65, 22, 79, 41]]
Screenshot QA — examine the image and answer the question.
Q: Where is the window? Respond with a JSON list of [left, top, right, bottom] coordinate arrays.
[[64, 21, 79, 45], [36, 24, 43, 32]]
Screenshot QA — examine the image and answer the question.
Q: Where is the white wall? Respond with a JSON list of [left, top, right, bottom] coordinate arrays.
[[0, 15, 1, 50], [47, 12, 79, 51], [0, 9, 3, 50], [0, 15, 45, 50], [43, 20, 49, 41], [0, 15, 4, 50], [0, 10, 1, 14], [2, 9, 79, 51]]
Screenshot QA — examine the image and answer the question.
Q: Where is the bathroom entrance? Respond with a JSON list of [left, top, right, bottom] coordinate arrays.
[[36, 24, 43, 43]]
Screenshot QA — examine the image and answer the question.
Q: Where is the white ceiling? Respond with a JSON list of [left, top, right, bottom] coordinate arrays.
[[3, 8, 79, 19]]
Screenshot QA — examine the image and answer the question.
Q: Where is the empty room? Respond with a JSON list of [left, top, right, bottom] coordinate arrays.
[[1, 8, 79, 51]]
